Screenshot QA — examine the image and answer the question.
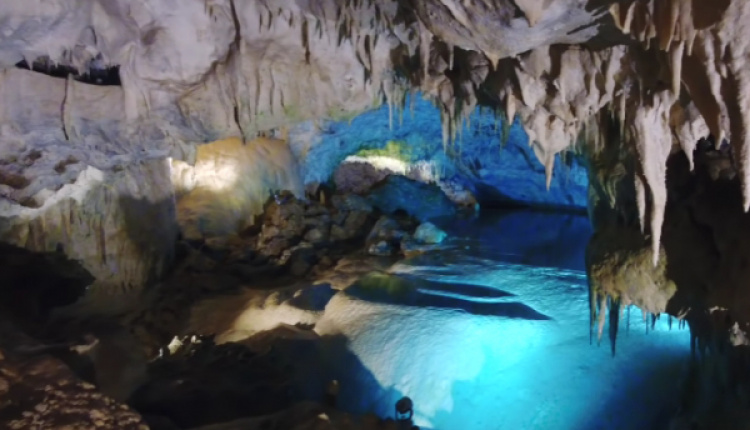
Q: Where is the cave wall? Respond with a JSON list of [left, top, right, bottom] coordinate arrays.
[[0, 160, 177, 292]]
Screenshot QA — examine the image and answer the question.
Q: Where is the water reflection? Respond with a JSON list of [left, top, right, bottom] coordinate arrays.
[[310, 209, 689, 429]]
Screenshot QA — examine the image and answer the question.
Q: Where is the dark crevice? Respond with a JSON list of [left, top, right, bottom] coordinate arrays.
[[15, 59, 122, 86]]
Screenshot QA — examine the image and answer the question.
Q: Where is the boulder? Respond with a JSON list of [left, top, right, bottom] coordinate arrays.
[[282, 243, 318, 277], [368, 240, 395, 256], [329, 225, 347, 242], [263, 196, 306, 239], [304, 201, 328, 217], [413, 222, 448, 244], [304, 227, 329, 245], [259, 237, 290, 258], [342, 211, 372, 238], [331, 194, 373, 213], [367, 216, 399, 241]]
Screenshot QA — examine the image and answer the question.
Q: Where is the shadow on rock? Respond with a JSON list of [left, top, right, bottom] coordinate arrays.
[[128, 330, 414, 429], [0, 243, 93, 331], [118, 194, 179, 285]]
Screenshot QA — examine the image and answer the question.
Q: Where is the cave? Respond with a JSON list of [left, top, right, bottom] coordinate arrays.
[[0, 1, 749, 429]]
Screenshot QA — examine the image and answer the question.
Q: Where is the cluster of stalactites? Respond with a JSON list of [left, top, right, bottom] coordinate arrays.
[[422, 0, 750, 267], [612, 0, 750, 214], [225, 0, 405, 141], [589, 288, 687, 356]]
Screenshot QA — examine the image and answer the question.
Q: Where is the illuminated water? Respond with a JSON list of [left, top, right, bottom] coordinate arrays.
[[310, 210, 691, 430]]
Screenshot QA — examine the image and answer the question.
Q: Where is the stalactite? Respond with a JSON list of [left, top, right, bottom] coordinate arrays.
[[635, 174, 646, 234], [627, 305, 631, 334], [597, 293, 607, 346], [670, 41, 684, 97], [544, 154, 554, 190], [609, 296, 621, 356]]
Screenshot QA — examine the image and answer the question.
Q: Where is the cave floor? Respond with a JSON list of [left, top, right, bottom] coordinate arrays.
[[298, 210, 691, 430]]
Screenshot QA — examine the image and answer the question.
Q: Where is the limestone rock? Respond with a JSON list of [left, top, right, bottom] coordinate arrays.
[[0, 160, 178, 293]]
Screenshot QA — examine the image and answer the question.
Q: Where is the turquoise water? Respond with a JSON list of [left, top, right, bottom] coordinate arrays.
[[312, 210, 691, 429]]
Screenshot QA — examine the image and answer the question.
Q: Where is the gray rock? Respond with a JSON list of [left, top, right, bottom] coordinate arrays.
[[304, 202, 328, 217], [343, 210, 371, 238], [367, 216, 407, 246], [329, 224, 347, 241], [260, 237, 289, 257], [368, 240, 394, 256], [331, 194, 373, 213], [332, 211, 348, 226], [286, 243, 318, 277], [304, 227, 329, 244]]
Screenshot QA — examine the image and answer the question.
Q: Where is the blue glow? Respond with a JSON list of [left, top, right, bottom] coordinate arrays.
[[311, 210, 690, 430], [288, 94, 589, 210]]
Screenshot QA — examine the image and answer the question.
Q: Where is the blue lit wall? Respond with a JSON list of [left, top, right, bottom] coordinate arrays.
[[288, 94, 589, 210]]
